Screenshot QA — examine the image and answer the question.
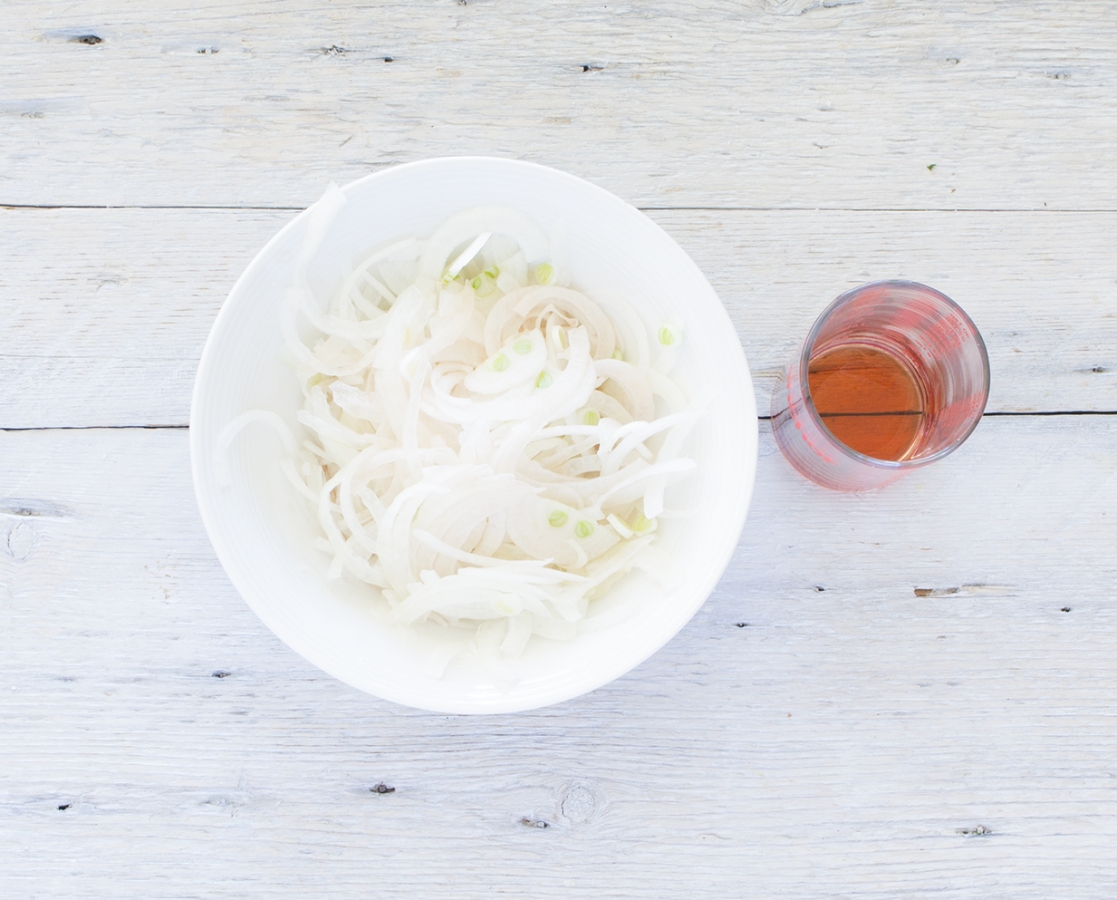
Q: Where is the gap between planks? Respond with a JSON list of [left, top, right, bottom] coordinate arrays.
[[4, 411, 1117, 434], [8, 204, 1117, 213]]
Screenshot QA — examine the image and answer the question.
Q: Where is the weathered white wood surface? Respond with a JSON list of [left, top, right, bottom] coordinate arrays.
[[2, 0, 1117, 897], [3, 1, 1117, 210], [2, 207, 1115, 428], [2, 420, 1116, 899]]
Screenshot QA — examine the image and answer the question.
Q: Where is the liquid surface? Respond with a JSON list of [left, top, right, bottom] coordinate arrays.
[[807, 344, 925, 461]]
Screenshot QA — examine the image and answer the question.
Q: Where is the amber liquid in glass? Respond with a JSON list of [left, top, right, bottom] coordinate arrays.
[[807, 344, 926, 461]]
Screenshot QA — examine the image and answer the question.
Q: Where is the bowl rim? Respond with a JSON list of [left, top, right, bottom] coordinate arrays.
[[190, 156, 758, 713]]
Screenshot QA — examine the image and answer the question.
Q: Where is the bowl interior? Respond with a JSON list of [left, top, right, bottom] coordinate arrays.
[[191, 158, 757, 713]]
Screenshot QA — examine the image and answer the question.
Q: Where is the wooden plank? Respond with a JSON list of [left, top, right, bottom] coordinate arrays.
[[3, 0, 1117, 209], [2, 418, 1115, 897], [2, 206, 1115, 428], [0, 208, 285, 428], [661, 208, 1117, 416]]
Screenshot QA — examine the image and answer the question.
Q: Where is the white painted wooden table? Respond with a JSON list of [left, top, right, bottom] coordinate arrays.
[[3, 2, 1116, 897]]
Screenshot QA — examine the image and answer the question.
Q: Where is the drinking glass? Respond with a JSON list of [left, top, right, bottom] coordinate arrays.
[[771, 280, 990, 491]]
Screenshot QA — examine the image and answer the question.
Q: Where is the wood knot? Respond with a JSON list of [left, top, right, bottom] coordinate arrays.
[[914, 587, 959, 598], [6, 521, 37, 561], [370, 783, 395, 794], [558, 783, 599, 825]]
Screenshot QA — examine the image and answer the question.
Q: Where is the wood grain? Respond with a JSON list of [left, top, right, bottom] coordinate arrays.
[[3, 0, 1117, 209], [3, 206, 1115, 429], [2, 418, 1115, 898]]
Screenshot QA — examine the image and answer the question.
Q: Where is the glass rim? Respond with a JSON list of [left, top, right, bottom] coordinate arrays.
[[797, 279, 992, 471]]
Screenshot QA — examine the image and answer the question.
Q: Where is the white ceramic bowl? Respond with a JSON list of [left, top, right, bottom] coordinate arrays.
[[191, 158, 757, 714]]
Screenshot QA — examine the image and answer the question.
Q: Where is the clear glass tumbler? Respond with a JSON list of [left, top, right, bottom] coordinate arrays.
[[771, 280, 990, 491]]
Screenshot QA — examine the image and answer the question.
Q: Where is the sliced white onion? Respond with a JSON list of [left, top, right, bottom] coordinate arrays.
[[251, 195, 697, 661]]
